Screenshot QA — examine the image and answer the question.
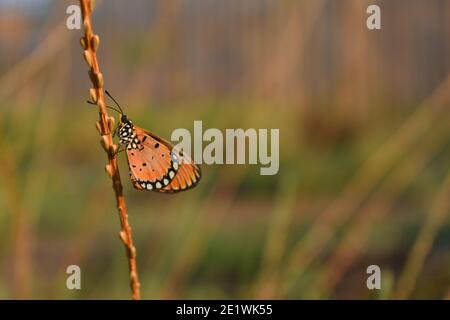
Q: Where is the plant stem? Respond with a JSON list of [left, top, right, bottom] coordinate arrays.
[[78, 0, 141, 300]]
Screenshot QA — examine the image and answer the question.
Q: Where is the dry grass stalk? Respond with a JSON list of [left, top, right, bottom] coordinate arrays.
[[395, 169, 450, 299], [316, 120, 450, 297], [281, 72, 450, 295], [78, 0, 140, 300]]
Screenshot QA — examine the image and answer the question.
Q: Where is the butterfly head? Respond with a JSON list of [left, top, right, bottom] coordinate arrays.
[[117, 114, 133, 137], [119, 114, 130, 125]]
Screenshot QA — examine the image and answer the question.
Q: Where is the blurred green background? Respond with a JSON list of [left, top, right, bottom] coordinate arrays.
[[0, 0, 450, 299]]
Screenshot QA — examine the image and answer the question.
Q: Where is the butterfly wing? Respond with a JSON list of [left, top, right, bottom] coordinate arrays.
[[126, 126, 201, 193]]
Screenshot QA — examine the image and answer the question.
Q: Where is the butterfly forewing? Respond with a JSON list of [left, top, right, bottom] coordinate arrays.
[[126, 126, 201, 193]]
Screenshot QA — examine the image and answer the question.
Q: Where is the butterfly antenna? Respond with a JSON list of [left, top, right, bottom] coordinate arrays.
[[105, 90, 124, 114], [87, 100, 122, 114]]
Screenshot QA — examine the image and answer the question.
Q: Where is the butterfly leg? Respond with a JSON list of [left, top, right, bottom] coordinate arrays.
[[112, 125, 119, 138], [113, 144, 126, 156]]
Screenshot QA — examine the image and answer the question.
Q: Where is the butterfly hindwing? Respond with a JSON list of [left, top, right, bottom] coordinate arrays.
[[159, 147, 201, 193]]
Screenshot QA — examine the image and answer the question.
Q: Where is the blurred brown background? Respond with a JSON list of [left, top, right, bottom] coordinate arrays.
[[0, 0, 449, 299]]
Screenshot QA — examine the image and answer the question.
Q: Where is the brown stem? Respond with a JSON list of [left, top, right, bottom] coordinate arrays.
[[78, 0, 141, 300]]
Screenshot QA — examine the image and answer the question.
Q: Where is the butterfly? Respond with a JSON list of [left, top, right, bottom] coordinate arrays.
[[91, 91, 201, 193]]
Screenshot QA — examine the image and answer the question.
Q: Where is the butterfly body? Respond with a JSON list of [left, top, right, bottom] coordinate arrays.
[[118, 118, 140, 149], [116, 115, 201, 193]]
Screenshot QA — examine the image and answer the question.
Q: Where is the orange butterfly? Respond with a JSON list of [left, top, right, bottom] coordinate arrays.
[[95, 91, 201, 193]]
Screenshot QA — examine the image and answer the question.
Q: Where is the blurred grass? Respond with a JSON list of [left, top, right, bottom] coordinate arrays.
[[0, 0, 449, 299]]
